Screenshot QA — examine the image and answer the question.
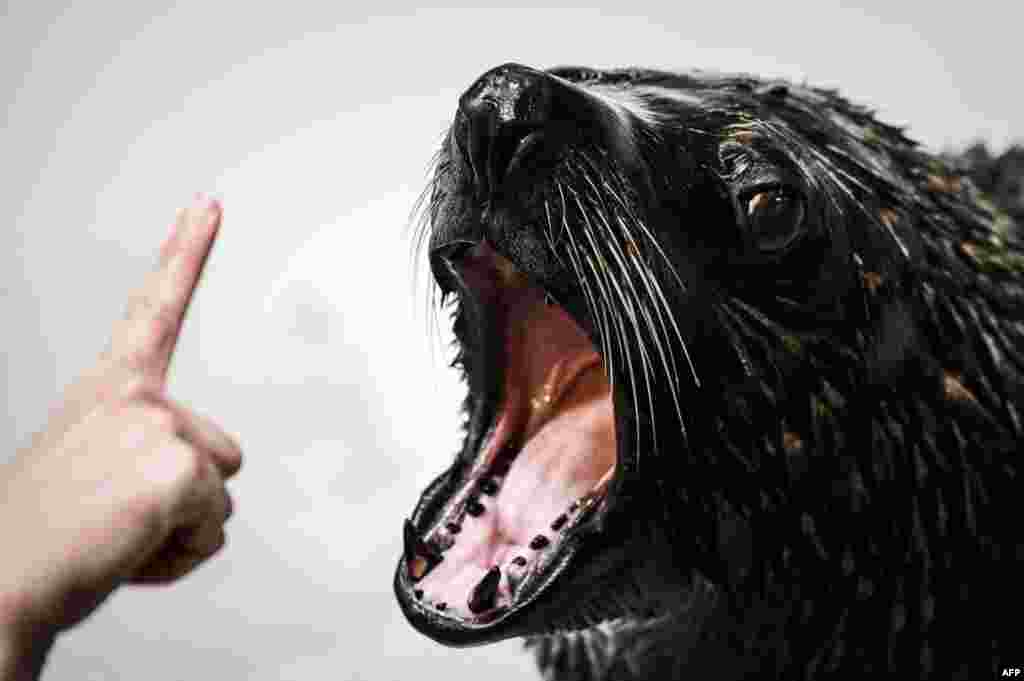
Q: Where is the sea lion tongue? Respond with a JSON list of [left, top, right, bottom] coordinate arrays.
[[494, 258, 615, 532]]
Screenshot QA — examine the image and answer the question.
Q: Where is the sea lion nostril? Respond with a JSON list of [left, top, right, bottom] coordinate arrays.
[[458, 63, 549, 125], [457, 64, 553, 198]]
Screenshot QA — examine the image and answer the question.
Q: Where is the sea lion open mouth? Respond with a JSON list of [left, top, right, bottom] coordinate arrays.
[[402, 240, 616, 627], [394, 64, 1022, 678]]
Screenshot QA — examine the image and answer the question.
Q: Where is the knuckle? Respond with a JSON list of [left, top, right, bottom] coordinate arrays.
[[173, 442, 207, 485], [117, 375, 160, 403], [141, 404, 180, 434], [99, 403, 150, 442]]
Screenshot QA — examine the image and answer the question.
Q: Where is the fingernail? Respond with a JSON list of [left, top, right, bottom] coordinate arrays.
[[186, 195, 220, 233], [192, 193, 220, 215]]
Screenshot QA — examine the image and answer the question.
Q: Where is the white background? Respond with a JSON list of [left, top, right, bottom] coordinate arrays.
[[2, 1, 1018, 679]]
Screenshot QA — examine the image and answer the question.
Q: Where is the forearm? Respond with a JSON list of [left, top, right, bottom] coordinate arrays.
[[1, 466, 54, 681]]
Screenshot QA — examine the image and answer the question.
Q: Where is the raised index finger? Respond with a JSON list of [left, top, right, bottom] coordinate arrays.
[[109, 195, 222, 381]]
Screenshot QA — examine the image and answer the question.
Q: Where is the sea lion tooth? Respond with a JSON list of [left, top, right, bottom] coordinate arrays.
[[574, 470, 614, 518], [592, 466, 615, 493], [512, 555, 528, 567], [404, 518, 442, 581], [529, 535, 550, 550], [468, 566, 502, 614], [505, 565, 525, 597], [944, 371, 978, 403], [404, 519, 442, 558], [409, 556, 432, 581]]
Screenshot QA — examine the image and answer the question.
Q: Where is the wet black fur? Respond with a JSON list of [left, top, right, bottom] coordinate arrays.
[[409, 67, 1023, 679]]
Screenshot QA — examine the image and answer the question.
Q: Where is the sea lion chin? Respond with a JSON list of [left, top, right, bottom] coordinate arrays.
[[393, 63, 1023, 679]]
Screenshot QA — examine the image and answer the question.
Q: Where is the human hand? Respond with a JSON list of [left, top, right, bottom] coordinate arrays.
[[0, 196, 242, 665]]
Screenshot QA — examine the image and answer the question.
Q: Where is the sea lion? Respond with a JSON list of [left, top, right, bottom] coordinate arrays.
[[393, 63, 1023, 679]]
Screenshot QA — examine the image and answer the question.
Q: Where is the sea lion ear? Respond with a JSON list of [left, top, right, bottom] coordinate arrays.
[[546, 66, 603, 84], [755, 82, 790, 99]]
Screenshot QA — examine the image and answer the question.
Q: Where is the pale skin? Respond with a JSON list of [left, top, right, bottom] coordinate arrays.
[[0, 196, 242, 680]]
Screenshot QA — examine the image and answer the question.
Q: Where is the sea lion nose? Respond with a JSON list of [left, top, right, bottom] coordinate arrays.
[[456, 63, 556, 200]]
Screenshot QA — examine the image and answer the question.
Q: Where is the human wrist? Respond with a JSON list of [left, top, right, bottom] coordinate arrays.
[[0, 591, 55, 681], [0, 632, 54, 681]]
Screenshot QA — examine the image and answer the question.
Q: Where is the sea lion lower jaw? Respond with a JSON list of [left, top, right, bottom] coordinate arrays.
[[395, 63, 1022, 678]]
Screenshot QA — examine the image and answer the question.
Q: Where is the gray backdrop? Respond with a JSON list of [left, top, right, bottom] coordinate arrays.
[[2, 1, 1018, 679]]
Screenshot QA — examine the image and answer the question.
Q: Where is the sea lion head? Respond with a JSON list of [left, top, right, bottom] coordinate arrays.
[[394, 64, 1022, 676]]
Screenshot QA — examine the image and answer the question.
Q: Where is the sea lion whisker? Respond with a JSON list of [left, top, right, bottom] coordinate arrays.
[[589, 157, 694, 297], [625, 231, 701, 391], [542, 198, 569, 270], [591, 199, 686, 392], [627, 257, 690, 435], [563, 187, 625, 394], [409, 170, 448, 368], [567, 237, 619, 396], [727, 296, 792, 346], [581, 189, 684, 444], [559, 189, 618, 387], [570, 211, 637, 424], [597, 195, 701, 389], [573, 190, 653, 458], [580, 168, 692, 447], [621, 247, 687, 385], [717, 304, 786, 391], [574, 159, 684, 397]]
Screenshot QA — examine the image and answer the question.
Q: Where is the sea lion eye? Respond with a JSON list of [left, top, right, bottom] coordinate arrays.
[[744, 187, 805, 252]]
